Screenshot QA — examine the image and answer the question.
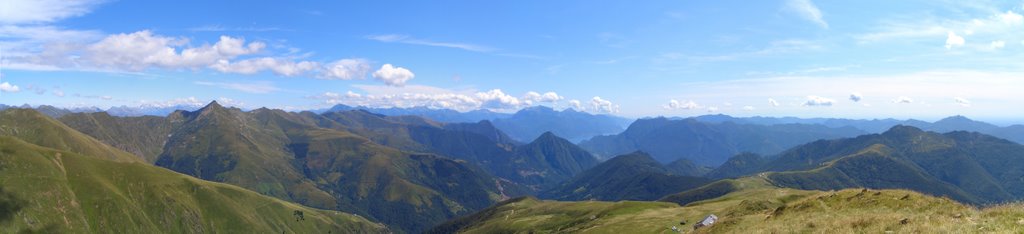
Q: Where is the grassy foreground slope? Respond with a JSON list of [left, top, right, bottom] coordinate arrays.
[[434, 177, 1024, 233], [0, 137, 387, 233], [0, 108, 142, 163]]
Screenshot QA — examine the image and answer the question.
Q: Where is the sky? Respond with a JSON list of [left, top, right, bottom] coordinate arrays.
[[2, 0, 1024, 123]]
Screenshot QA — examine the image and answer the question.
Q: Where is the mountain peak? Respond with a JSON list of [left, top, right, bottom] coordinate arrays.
[[205, 100, 223, 109], [533, 131, 566, 142], [882, 125, 926, 137], [937, 115, 972, 123]]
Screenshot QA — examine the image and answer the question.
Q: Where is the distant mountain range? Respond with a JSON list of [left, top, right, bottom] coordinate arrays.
[[710, 125, 1024, 205], [320, 104, 633, 143], [580, 117, 866, 165], [694, 114, 1024, 143]]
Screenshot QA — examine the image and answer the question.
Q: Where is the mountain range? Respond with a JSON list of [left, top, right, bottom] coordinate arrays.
[[52, 101, 604, 233], [539, 151, 711, 201], [579, 117, 866, 165], [695, 114, 1024, 143], [709, 125, 1024, 205], [0, 108, 387, 233], [6, 101, 1024, 232]]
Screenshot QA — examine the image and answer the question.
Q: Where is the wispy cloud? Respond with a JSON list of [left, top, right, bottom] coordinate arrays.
[[784, 0, 828, 29], [0, 0, 106, 24], [194, 81, 281, 94], [366, 34, 495, 52], [856, 5, 1024, 47], [663, 70, 1024, 118]]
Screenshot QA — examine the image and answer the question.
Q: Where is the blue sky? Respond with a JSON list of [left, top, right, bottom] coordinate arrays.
[[2, 0, 1024, 123]]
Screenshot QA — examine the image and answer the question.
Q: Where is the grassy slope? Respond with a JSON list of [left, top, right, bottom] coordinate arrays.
[[435, 177, 1024, 233], [58, 112, 177, 163], [0, 136, 386, 233], [155, 106, 502, 233], [0, 109, 141, 163]]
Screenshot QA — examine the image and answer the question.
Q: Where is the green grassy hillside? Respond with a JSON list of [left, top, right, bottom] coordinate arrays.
[[0, 109, 142, 163], [540, 152, 710, 201], [434, 177, 1024, 233], [151, 104, 504, 233], [0, 136, 386, 233], [59, 112, 178, 163], [711, 125, 1024, 205]]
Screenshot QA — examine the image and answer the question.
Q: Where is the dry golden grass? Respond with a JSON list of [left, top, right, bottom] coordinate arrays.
[[448, 177, 1024, 233]]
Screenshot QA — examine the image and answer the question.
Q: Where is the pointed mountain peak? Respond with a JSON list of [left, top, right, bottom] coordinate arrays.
[[532, 131, 569, 143], [186, 101, 229, 118], [204, 100, 223, 109]]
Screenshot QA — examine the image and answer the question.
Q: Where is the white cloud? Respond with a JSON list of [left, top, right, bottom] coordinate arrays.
[[345, 91, 361, 98], [366, 34, 494, 52], [0, 0, 104, 24], [312, 90, 482, 111], [802, 95, 835, 106], [945, 31, 965, 49], [990, 40, 1006, 49], [707, 106, 719, 112], [320, 59, 371, 80], [138, 97, 206, 109], [5, 29, 391, 80], [568, 99, 584, 110], [859, 7, 1023, 47], [194, 81, 281, 94], [52, 89, 65, 97], [954, 97, 971, 107], [893, 96, 914, 104], [743, 106, 755, 111], [768, 98, 780, 107], [312, 86, 612, 114], [665, 70, 1024, 118], [87, 31, 265, 71], [0, 82, 20, 93], [590, 96, 619, 113], [372, 64, 415, 86], [522, 91, 564, 103], [475, 89, 523, 111], [210, 57, 319, 76], [999, 10, 1024, 25], [849, 92, 863, 102], [664, 99, 700, 110], [784, 0, 828, 28], [215, 97, 248, 108]]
